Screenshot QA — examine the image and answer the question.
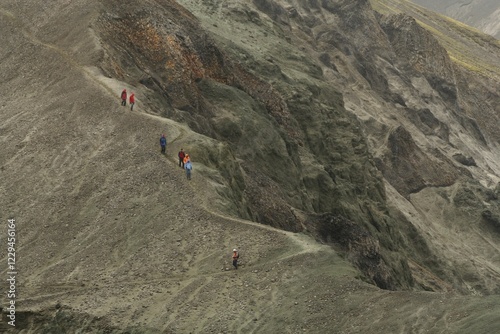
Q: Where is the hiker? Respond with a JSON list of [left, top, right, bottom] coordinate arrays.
[[129, 93, 135, 111], [183, 153, 190, 165], [160, 134, 167, 154], [121, 89, 127, 106], [178, 149, 186, 168], [185, 160, 192, 180], [232, 249, 239, 269]]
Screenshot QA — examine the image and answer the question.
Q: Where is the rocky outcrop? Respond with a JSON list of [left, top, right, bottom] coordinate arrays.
[[317, 213, 402, 290], [376, 125, 460, 197], [453, 153, 477, 167], [380, 14, 457, 103], [97, 0, 299, 142]]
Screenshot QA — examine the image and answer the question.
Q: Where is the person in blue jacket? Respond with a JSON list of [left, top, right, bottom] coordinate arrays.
[[160, 134, 167, 154], [185, 160, 192, 180]]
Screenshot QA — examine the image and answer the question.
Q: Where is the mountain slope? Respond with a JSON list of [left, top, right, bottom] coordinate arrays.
[[1, 0, 500, 332], [409, 0, 500, 39]]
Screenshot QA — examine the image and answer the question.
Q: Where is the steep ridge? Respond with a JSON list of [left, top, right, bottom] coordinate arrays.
[[174, 0, 500, 293], [363, 0, 500, 294], [1, 0, 500, 332]]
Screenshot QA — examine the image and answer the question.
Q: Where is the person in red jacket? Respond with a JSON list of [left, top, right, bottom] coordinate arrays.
[[129, 93, 135, 111], [178, 148, 186, 168], [121, 89, 127, 106]]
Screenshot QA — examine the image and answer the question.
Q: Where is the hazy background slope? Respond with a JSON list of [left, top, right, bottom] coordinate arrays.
[[1, 0, 500, 333], [410, 0, 500, 39]]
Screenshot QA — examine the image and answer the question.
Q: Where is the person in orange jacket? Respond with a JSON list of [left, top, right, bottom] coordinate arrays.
[[129, 93, 135, 111], [232, 249, 239, 269], [121, 89, 127, 106], [183, 153, 190, 164]]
